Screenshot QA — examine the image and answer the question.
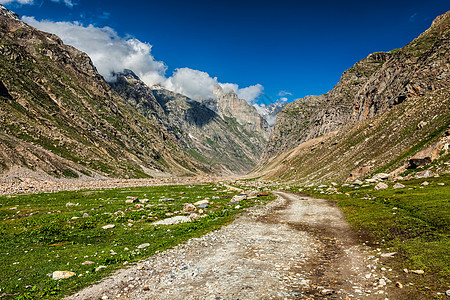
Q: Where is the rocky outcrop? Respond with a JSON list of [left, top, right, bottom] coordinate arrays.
[[263, 52, 390, 159], [208, 85, 270, 139]]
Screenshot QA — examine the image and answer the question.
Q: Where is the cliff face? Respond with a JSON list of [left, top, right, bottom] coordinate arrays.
[[263, 52, 390, 159], [111, 72, 269, 174], [212, 86, 270, 139], [0, 5, 206, 179], [257, 11, 450, 183]]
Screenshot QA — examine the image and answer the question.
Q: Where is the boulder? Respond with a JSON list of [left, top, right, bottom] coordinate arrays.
[[353, 180, 363, 185], [102, 224, 115, 230], [193, 199, 209, 206], [374, 182, 389, 190], [415, 170, 434, 179], [229, 194, 247, 204], [125, 197, 139, 203], [393, 183, 405, 189], [183, 203, 197, 213], [52, 271, 76, 280], [371, 173, 390, 181]]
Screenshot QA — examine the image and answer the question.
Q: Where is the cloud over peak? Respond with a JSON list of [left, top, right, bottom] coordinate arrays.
[[23, 17, 264, 103]]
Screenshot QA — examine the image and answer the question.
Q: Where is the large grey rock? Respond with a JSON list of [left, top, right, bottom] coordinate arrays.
[[229, 194, 247, 204], [393, 183, 405, 189], [415, 170, 434, 179], [371, 173, 390, 181], [374, 182, 389, 190]]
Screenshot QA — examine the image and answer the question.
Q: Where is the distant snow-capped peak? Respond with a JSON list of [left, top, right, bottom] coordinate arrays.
[[253, 101, 287, 127]]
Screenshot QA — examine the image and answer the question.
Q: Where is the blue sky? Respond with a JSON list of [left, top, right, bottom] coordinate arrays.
[[1, 0, 449, 104]]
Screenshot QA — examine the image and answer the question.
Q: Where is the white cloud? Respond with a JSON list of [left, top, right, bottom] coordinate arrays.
[[278, 90, 292, 96], [0, 0, 34, 4], [23, 17, 264, 103], [23, 17, 167, 85], [280, 97, 288, 102], [219, 83, 263, 103], [164, 68, 218, 100], [237, 84, 264, 103]]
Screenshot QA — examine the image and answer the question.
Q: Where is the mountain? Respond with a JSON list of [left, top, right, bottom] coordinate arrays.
[[0, 5, 209, 180], [110, 71, 269, 174], [253, 101, 288, 127], [256, 11, 450, 183], [199, 85, 270, 139]]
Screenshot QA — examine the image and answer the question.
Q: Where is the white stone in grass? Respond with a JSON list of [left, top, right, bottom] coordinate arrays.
[[102, 224, 115, 229], [52, 271, 76, 280], [152, 216, 191, 225], [137, 243, 150, 249], [193, 199, 209, 206], [95, 265, 107, 272]]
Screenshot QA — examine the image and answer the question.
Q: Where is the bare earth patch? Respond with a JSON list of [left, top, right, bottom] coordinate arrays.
[[67, 192, 395, 299]]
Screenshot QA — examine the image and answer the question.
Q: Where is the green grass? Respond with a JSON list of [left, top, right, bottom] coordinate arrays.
[[298, 174, 450, 294], [0, 184, 274, 299]]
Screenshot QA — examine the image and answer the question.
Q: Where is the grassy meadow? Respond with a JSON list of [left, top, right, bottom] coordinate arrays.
[[0, 183, 273, 299]]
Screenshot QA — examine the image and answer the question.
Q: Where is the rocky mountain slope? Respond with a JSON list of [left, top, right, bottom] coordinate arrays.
[[111, 71, 269, 174], [256, 11, 450, 183], [0, 5, 210, 180]]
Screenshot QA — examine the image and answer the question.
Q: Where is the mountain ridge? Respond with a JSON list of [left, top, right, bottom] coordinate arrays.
[[110, 70, 269, 174], [0, 6, 210, 179], [256, 11, 450, 183]]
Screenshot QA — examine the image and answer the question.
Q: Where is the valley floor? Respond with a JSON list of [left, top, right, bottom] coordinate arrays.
[[67, 192, 399, 300]]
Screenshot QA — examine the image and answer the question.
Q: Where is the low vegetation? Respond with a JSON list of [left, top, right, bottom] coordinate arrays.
[[0, 183, 273, 299], [294, 174, 449, 297]]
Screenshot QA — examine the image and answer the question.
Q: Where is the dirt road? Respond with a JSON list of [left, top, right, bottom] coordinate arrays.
[[67, 192, 393, 299]]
